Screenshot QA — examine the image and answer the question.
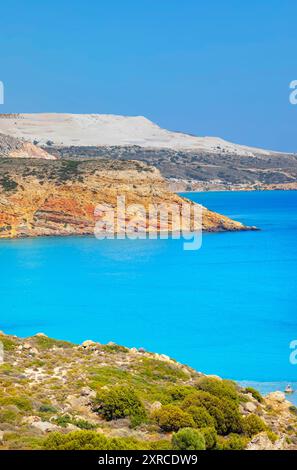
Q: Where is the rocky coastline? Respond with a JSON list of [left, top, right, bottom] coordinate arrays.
[[0, 158, 254, 239]]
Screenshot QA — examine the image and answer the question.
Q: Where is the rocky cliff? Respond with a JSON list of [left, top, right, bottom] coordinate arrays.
[[0, 158, 252, 239]]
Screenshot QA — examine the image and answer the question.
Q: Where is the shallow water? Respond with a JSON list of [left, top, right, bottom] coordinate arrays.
[[1, 190, 297, 384]]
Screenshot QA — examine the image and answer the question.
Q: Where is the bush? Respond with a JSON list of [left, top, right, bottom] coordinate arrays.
[[242, 414, 266, 437], [266, 430, 278, 443], [182, 391, 242, 435], [165, 385, 194, 403], [201, 426, 217, 449], [187, 406, 215, 428], [217, 433, 249, 450], [94, 386, 146, 425], [152, 405, 195, 432], [43, 431, 166, 450], [245, 387, 263, 403], [43, 431, 115, 450], [0, 409, 20, 425], [172, 428, 205, 450], [195, 377, 238, 402], [289, 405, 297, 416], [0, 396, 32, 412], [0, 336, 17, 351], [39, 404, 58, 413], [54, 415, 97, 430]]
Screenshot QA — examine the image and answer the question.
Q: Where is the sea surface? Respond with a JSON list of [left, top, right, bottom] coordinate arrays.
[[1, 191, 297, 401]]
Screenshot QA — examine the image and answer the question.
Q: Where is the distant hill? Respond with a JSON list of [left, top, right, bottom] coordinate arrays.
[[0, 113, 296, 190]]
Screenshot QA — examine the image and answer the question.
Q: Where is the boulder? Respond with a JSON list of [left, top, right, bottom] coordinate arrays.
[[31, 421, 59, 433], [22, 416, 41, 425], [150, 401, 162, 412], [80, 387, 96, 399], [82, 340, 97, 349], [244, 401, 258, 413], [266, 391, 286, 403]]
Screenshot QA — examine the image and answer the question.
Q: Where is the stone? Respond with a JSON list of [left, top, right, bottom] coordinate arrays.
[[22, 416, 41, 425], [80, 387, 96, 399], [35, 333, 48, 337], [31, 421, 59, 433], [29, 348, 39, 355], [244, 401, 257, 413], [247, 432, 286, 450], [82, 340, 97, 349], [266, 392, 286, 403], [150, 401, 162, 412]]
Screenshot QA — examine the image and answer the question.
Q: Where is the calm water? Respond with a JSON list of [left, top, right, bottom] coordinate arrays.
[[1, 191, 297, 396]]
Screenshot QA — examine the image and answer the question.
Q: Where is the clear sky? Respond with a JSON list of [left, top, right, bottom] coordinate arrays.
[[1, 0, 296, 152]]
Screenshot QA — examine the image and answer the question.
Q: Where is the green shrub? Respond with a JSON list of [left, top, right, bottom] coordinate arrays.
[[43, 431, 113, 450], [182, 391, 242, 435], [245, 387, 263, 403], [33, 336, 73, 350], [187, 406, 215, 428], [0, 176, 18, 191], [43, 431, 163, 451], [94, 386, 146, 425], [195, 377, 238, 402], [266, 430, 278, 443], [217, 433, 249, 450], [0, 409, 20, 424], [0, 396, 32, 412], [242, 414, 266, 437], [200, 426, 217, 449], [54, 414, 96, 430], [165, 385, 194, 403], [289, 405, 297, 416], [39, 404, 58, 413], [0, 335, 17, 351], [172, 428, 205, 450], [152, 405, 195, 432], [74, 419, 97, 430]]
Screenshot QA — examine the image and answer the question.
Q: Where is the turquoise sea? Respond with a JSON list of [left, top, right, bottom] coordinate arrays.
[[1, 191, 297, 401]]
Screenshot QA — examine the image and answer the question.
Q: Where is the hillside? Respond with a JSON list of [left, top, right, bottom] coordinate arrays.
[[46, 144, 297, 192], [0, 158, 251, 239], [0, 332, 296, 450], [0, 113, 295, 191]]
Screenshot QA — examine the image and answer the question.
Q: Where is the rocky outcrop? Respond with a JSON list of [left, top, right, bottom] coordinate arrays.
[[0, 158, 252, 239], [0, 133, 55, 160]]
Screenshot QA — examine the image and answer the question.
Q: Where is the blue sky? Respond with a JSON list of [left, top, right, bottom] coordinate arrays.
[[1, 0, 296, 152]]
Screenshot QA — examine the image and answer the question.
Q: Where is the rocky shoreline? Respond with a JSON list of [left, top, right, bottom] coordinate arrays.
[[0, 158, 254, 239]]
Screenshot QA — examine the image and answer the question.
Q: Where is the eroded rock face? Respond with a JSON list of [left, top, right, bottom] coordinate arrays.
[[0, 133, 55, 160], [0, 158, 251, 239]]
